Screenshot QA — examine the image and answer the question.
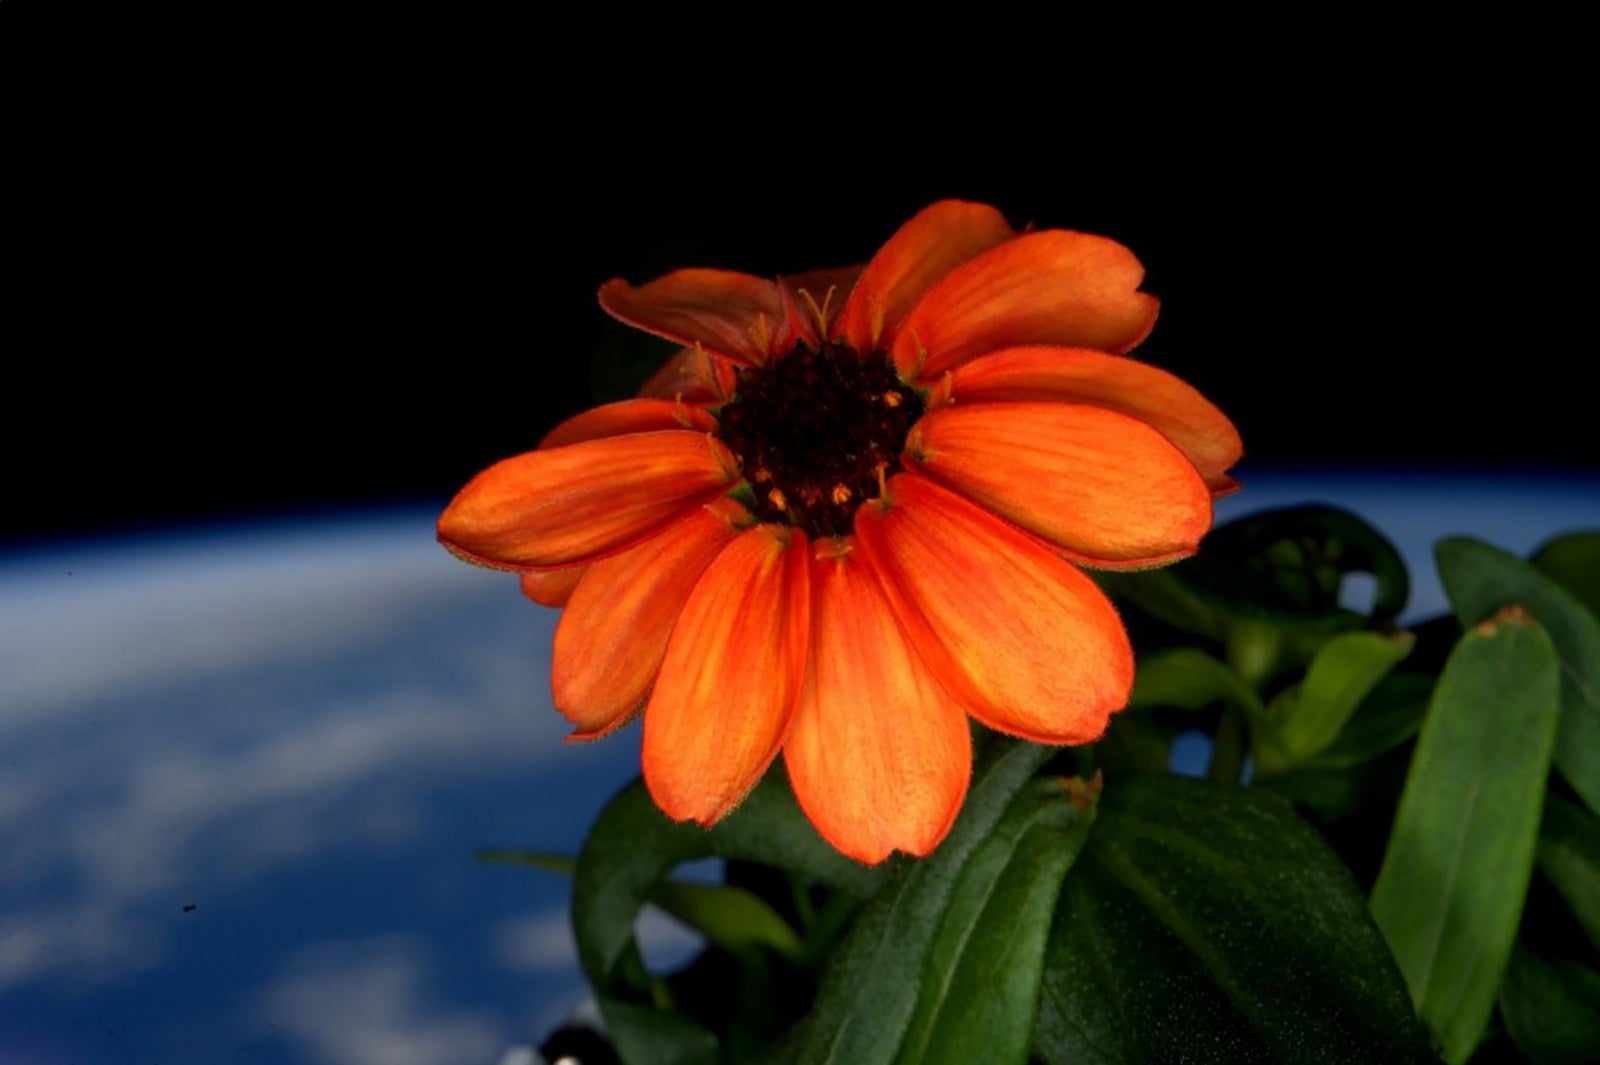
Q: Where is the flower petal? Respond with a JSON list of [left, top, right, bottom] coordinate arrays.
[[945, 346, 1242, 495], [785, 540, 971, 864], [894, 229, 1159, 381], [907, 401, 1213, 568], [438, 430, 737, 569], [854, 473, 1132, 743], [540, 398, 716, 449], [779, 264, 864, 349], [599, 269, 785, 367], [520, 567, 585, 608], [553, 500, 746, 739], [643, 524, 811, 825], [838, 200, 1015, 354], [637, 346, 736, 405]]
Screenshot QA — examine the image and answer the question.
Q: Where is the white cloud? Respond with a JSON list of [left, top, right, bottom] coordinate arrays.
[[256, 936, 507, 1065]]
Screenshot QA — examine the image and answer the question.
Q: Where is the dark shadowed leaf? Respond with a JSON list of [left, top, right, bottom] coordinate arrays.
[[1538, 794, 1600, 952], [1437, 536, 1600, 816], [1532, 532, 1600, 621], [571, 766, 883, 1063], [1034, 774, 1431, 1064], [1500, 943, 1600, 1065]]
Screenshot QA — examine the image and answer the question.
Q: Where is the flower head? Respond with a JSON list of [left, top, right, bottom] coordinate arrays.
[[440, 201, 1241, 863]]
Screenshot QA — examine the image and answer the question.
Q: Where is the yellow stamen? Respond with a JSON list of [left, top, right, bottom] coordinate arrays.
[[767, 487, 788, 511], [882, 391, 903, 408], [798, 285, 838, 339], [830, 483, 852, 506], [874, 462, 888, 499], [751, 311, 771, 354]]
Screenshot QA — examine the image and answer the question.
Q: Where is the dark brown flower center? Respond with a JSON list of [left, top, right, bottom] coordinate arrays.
[[716, 341, 924, 538]]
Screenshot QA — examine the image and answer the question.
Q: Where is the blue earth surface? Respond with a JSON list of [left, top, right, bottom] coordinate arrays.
[[1, 468, 1596, 1064]]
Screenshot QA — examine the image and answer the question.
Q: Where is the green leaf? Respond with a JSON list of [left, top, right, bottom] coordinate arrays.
[[1532, 532, 1600, 621], [1437, 536, 1600, 817], [1309, 671, 1433, 769], [477, 847, 801, 960], [651, 880, 804, 962], [475, 848, 575, 875], [893, 778, 1098, 1065], [1259, 630, 1415, 772], [1128, 648, 1264, 719], [1538, 794, 1600, 952], [1499, 943, 1600, 1065], [1095, 568, 1222, 641], [594, 996, 720, 1065], [571, 766, 883, 1062], [1368, 607, 1562, 1065], [1173, 504, 1410, 625], [769, 736, 1057, 1064], [1034, 774, 1431, 1064]]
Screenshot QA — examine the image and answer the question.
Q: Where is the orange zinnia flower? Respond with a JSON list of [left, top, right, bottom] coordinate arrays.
[[439, 200, 1241, 864]]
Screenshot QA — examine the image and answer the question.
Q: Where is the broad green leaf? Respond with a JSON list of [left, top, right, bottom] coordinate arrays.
[[1538, 794, 1600, 952], [1437, 536, 1600, 815], [768, 736, 1055, 1064], [1259, 630, 1415, 772], [894, 778, 1098, 1065], [1532, 532, 1600, 621], [1368, 608, 1562, 1065], [1499, 943, 1600, 1065], [571, 766, 882, 1062], [1034, 774, 1431, 1064]]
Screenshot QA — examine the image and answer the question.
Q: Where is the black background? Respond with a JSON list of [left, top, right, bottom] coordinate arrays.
[[8, 25, 1593, 547]]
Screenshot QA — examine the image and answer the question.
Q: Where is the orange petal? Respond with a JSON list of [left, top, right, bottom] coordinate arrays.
[[907, 402, 1213, 568], [540, 398, 716, 449], [599, 269, 784, 367], [438, 430, 737, 569], [785, 541, 971, 863], [520, 567, 586, 608], [838, 200, 1015, 354], [854, 473, 1132, 744], [945, 346, 1242, 495], [779, 264, 864, 348], [553, 500, 746, 739], [643, 524, 811, 825], [637, 347, 736, 404], [893, 229, 1160, 380]]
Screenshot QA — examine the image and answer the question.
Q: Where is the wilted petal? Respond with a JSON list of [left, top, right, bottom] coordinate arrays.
[[438, 430, 737, 569], [637, 346, 737, 404], [599, 269, 785, 367], [553, 500, 746, 739], [520, 568, 585, 608], [907, 402, 1213, 568], [945, 346, 1242, 494], [894, 229, 1159, 381], [855, 474, 1132, 743], [838, 200, 1015, 354], [643, 525, 811, 825], [785, 540, 971, 864], [540, 398, 716, 449], [778, 265, 864, 349]]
